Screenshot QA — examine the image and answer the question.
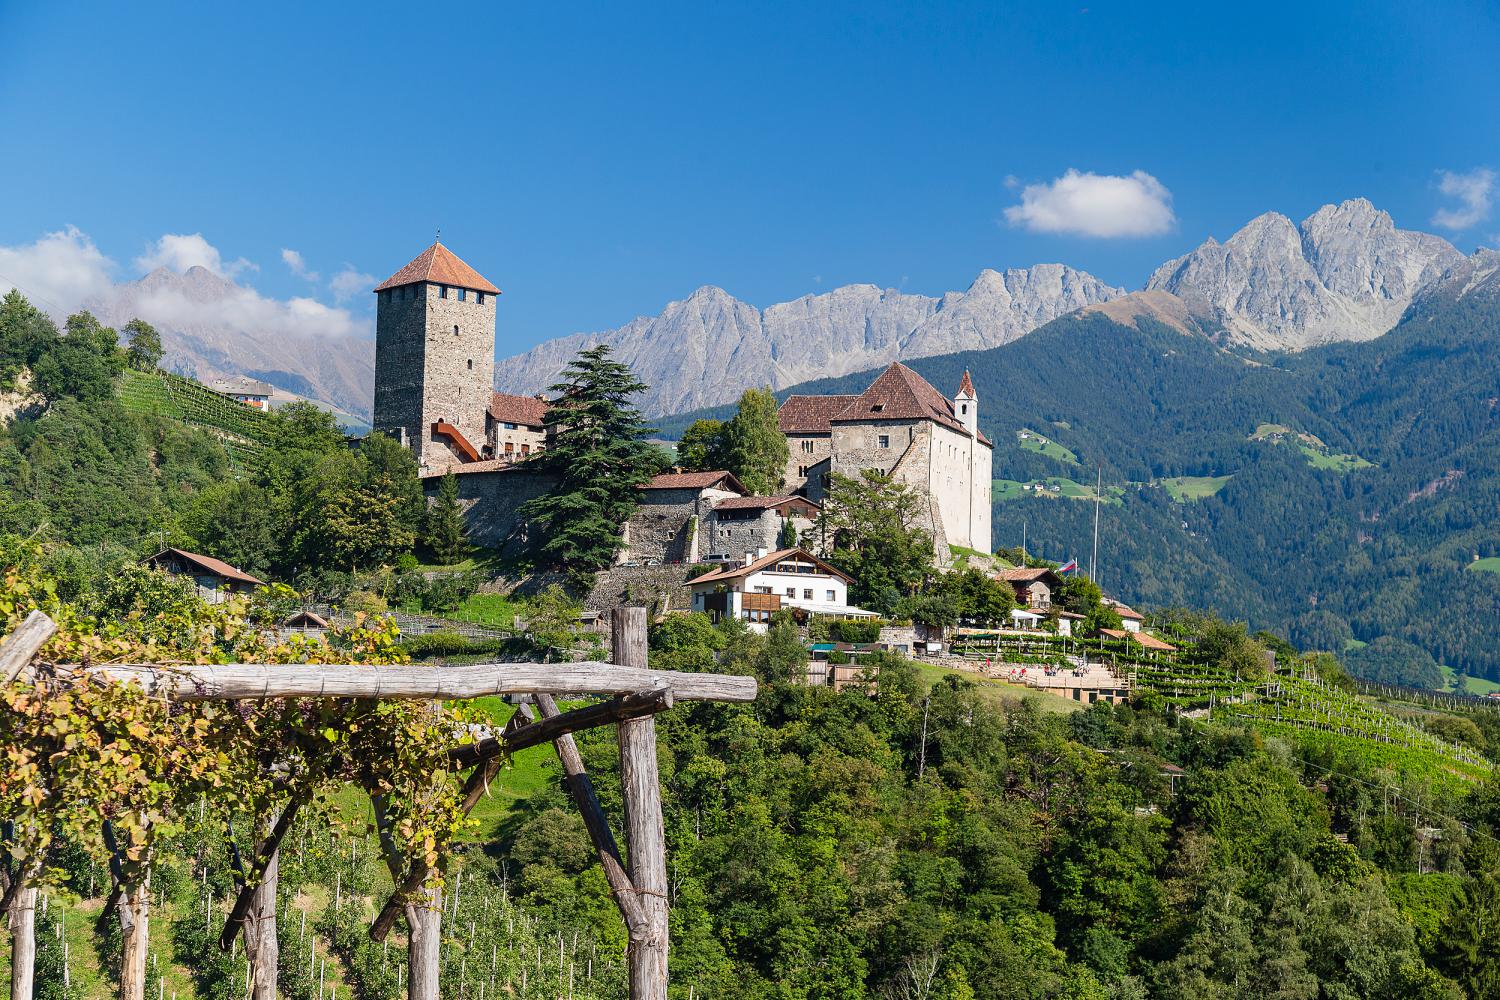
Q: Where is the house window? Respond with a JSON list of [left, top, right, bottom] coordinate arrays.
[[785, 587, 796, 598], [477, 292, 486, 305], [878, 435, 890, 448], [801, 440, 814, 454], [503, 422, 517, 430], [458, 288, 467, 302], [826, 589, 835, 601], [803, 588, 813, 600], [754, 586, 772, 594], [439, 285, 448, 299], [872, 404, 885, 412], [797, 466, 807, 477]]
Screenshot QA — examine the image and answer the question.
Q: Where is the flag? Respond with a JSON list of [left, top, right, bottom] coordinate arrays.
[[1058, 559, 1078, 573]]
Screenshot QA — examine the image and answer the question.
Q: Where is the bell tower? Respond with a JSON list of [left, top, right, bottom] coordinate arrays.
[[372, 241, 500, 471]]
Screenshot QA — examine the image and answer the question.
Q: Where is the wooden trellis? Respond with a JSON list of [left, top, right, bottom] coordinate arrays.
[[1, 606, 756, 1000]]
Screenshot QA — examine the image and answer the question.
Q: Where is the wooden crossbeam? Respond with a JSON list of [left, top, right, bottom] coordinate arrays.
[[1, 610, 57, 684], [78, 660, 756, 703]]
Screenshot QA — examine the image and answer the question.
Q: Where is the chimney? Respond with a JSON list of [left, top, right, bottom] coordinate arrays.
[[757, 547, 768, 559], [743, 551, 755, 566]]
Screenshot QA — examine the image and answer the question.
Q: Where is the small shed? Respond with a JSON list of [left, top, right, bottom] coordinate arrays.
[[142, 548, 264, 604]]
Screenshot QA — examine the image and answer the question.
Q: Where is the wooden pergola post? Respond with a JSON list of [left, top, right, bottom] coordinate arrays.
[[2, 611, 756, 1000], [613, 608, 671, 1000]]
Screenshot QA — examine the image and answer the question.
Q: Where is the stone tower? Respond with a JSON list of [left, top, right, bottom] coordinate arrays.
[[372, 242, 500, 472]]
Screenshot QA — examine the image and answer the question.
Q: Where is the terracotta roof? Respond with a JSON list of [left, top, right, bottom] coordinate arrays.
[[1001, 567, 1060, 584], [1100, 628, 1174, 651], [713, 495, 820, 512], [374, 242, 500, 294], [489, 392, 549, 427], [958, 369, 976, 397], [689, 547, 853, 586], [1104, 598, 1144, 619], [829, 363, 967, 433], [145, 547, 263, 587], [778, 395, 860, 434], [283, 610, 330, 628], [639, 470, 747, 493]]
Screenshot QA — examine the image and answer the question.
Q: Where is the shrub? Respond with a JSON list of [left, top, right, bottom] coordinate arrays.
[[830, 618, 882, 643]]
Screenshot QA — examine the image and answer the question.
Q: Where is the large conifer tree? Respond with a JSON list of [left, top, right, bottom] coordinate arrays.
[[519, 344, 664, 580]]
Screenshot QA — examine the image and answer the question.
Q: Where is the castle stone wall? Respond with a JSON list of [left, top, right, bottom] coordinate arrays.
[[425, 468, 557, 555]]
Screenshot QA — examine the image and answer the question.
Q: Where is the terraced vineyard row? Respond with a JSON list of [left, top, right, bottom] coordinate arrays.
[[1216, 677, 1494, 782], [118, 369, 270, 472]]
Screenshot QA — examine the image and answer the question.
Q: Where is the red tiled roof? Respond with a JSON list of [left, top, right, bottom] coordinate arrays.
[[778, 395, 860, 434], [958, 369, 976, 397], [145, 547, 263, 587], [489, 392, 549, 427], [1104, 598, 1144, 619], [374, 242, 500, 294], [1001, 567, 1060, 584], [640, 470, 747, 493], [690, 547, 853, 585], [714, 494, 820, 512], [829, 363, 967, 433]]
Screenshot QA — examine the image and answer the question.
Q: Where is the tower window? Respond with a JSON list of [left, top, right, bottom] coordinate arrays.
[[458, 288, 467, 302], [454, 325, 460, 336], [878, 434, 890, 448], [467, 359, 473, 370], [439, 285, 448, 299], [961, 403, 968, 414], [477, 292, 486, 305]]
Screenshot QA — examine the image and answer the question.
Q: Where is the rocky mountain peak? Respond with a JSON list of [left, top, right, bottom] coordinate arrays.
[[1147, 199, 1462, 350]]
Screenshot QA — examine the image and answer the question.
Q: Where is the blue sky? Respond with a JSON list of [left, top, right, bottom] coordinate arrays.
[[0, 0, 1496, 357]]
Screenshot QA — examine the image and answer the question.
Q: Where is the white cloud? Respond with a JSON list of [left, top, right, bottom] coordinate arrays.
[[1432, 168, 1496, 231], [134, 232, 256, 277], [328, 265, 375, 304], [0, 226, 116, 315], [281, 248, 321, 282], [0, 226, 368, 341], [1004, 169, 1175, 238]]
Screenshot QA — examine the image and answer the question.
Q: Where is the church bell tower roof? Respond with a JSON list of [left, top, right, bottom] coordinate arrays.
[[374, 241, 501, 294]]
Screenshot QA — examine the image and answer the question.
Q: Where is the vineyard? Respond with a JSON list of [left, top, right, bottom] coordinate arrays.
[[4, 817, 624, 1000], [117, 369, 271, 472]]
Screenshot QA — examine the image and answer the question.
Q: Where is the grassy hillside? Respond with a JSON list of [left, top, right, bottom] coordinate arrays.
[[118, 368, 271, 471]]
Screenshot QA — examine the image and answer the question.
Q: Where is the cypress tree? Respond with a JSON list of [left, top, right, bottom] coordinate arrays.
[[722, 386, 788, 495]]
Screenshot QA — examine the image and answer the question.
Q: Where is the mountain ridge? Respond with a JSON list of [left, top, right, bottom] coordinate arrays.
[[498, 198, 1468, 415]]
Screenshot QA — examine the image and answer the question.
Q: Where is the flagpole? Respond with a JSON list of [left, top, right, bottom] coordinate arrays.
[[1090, 467, 1101, 583]]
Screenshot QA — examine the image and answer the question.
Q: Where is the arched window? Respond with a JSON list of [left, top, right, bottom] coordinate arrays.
[[454, 325, 460, 336], [961, 403, 968, 415]]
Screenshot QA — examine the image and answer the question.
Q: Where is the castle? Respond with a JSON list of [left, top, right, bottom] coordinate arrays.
[[779, 363, 992, 556], [371, 240, 991, 562]]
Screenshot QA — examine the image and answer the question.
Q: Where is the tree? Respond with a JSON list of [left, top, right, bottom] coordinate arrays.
[[1056, 574, 1123, 636], [816, 469, 936, 611], [518, 345, 665, 580], [525, 583, 581, 658], [720, 387, 788, 495], [31, 311, 123, 402], [778, 516, 800, 549], [0, 289, 59, 389], [944, 568, 1015, 626], [764, 610, 809, 684], [678, 418, 728, 471], [122, 319, 164, 371], [426, 472, 467, 564]]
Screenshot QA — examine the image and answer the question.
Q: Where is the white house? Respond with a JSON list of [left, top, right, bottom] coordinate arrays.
[[1104, 598, 1144, 632], [688, 547, 876, 629]]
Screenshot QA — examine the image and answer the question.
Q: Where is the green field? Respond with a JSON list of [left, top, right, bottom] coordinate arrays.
[[1438, 663, 1500, 697], [1300, 446, 1374, 471], [1466, 557, 1500, 575], [994, 478, 1122, 505], [1016, 428, 1079, 465], [913, 662, 1083, 714], [1162, 474, 1233, 501]]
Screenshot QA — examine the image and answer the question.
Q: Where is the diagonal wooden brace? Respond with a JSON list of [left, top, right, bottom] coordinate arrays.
[[219, 801, 302, 951], [530, 693, 648, 935]]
